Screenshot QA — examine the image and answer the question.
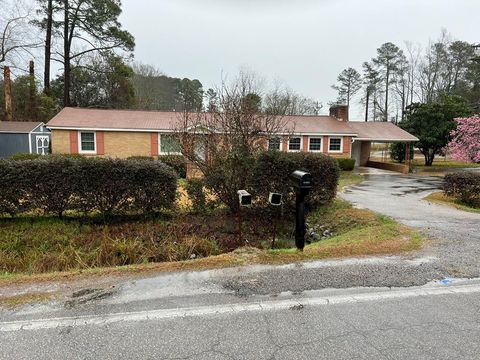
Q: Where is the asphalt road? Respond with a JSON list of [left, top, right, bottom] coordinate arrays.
[[1, 279, 480, 359]]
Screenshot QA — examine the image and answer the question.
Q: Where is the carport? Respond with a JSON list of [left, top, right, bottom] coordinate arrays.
[[348, 122, 419, 174]]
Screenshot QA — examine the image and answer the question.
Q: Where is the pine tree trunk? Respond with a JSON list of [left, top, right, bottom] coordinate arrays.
[[44, 0, 53, 95], [365, 90, 370, 122], [63, 0, 71, 107], [384, 68, 390, 122]]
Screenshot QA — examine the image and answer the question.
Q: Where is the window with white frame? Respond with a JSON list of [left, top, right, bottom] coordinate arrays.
[[79, 132, 96, 153], [268, 137, 282, 151], [309, 137, 322, 152], [328, 137, 343, 152], [159, 134, 181, 154], [288, 137, 302, 152]]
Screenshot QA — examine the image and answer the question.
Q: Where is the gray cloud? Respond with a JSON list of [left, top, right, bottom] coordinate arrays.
[[121, 0, 479, 119]]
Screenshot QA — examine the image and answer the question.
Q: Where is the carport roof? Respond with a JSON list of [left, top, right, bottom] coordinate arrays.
[[348, 122, 419, 142], [0, 121, 44, 134]]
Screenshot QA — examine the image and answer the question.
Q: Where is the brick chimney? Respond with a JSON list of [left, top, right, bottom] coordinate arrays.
[[329, 104, 349, 122]]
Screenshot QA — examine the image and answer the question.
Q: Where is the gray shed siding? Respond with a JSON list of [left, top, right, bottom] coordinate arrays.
[[0, 133, 30, 158], [0, 124, 51, 158]]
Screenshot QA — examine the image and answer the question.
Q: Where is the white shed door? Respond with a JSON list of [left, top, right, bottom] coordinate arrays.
[[36, 136, 50, 155]]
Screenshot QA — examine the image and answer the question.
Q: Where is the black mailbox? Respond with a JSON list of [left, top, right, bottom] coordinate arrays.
[[291, 170, 313, 189]]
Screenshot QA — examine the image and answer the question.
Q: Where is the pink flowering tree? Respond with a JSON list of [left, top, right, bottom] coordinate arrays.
[[448, 117, 480, 163]]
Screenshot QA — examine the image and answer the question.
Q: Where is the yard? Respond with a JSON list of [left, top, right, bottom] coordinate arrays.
[[0, 171, 422, 282]]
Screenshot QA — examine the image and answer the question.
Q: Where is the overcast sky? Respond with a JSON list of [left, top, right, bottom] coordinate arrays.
[[121, 0, 478, 118]]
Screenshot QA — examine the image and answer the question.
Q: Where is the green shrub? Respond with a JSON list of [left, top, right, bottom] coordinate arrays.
[[0, 158, 178, 217], [444, 172, 480, 207], [390, 143, 415, 163], [185, 178, 207, 213], [10, 153, 42, 161], [127, 156, 154, 161], [337, 158, 356, 171], [159, 155, 186, 178], [11, 153, 85, 161], [250, 151, 340, 210], [0, 161, 30, 216]]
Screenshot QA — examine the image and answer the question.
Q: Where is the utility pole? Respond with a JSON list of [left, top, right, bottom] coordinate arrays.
[[3, 66, 13, 121]]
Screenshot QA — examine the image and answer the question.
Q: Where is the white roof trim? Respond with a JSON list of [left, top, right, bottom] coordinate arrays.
[[355, 137, 419, 142], [47, 126, 173, 133]]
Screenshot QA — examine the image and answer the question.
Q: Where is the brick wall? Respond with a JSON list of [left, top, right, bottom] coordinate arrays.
[[52, 130, 152, 158], [51, 130, 71, 154], [103, 132, 151, 158]]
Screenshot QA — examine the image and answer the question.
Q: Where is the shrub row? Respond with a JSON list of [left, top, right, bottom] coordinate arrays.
[[202, 151, 340, 212], [0, 158, 178, 217], [444, 172, 480, 207]]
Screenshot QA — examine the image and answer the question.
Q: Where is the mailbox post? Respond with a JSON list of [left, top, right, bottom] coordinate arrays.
[[291, 171, 313, 251]]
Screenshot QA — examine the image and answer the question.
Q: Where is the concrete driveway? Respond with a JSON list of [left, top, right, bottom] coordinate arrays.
[[341, 170, 480, 278]]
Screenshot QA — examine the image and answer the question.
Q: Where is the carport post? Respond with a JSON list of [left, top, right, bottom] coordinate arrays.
[[405, 143, 411, 171]]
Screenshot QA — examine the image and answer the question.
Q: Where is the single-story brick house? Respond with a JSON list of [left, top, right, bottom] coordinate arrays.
[[0, 121, 51, 158], [46, 105, 418, 174]]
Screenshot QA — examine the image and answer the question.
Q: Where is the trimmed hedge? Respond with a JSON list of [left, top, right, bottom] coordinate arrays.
[[444, 172, 480, 207], [159, 155, 187, 178], [11, 153, 84, 161], [10, 153, 42, 161], [0, 158, 178, 217], [337, 158, 356, 171], [250, 152, 340, 210]]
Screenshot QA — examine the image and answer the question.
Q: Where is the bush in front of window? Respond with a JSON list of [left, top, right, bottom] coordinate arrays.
[[336, 158, 356, 171], [0, 158, 178, 217], [158, 155, 187, 179]]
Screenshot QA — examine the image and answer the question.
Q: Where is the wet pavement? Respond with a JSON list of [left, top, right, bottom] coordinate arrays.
[[341, 173, 480, 277]]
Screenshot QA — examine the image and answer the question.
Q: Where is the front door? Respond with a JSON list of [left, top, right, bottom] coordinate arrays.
[[36, 136, 50, 155]]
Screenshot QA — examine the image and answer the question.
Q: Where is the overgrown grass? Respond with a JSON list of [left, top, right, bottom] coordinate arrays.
[[0, 216, 220, 274], [425, 192, 480, 214]]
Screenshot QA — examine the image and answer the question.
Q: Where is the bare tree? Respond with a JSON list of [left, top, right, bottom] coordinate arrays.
[[264, 86, 322, 116], [0, 0, 41, 68], [174, 70, 292, 211]]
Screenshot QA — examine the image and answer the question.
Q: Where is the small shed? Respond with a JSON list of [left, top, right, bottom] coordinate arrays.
[[0, 122, 51, 158]]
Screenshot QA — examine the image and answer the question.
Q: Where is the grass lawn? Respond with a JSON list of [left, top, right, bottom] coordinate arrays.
[[412, 159, 480, 172], [424, 192, 480, 214], [338, 171, 364, 190]]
